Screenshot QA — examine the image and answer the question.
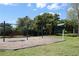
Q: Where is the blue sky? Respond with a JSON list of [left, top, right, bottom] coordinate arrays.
[[0, 3, 70, 24]]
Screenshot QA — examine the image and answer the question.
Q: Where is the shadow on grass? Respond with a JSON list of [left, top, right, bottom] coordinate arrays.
[[55, 33, 78, 37], [0, 50, 6, 52], [72, 45, 79, 48]]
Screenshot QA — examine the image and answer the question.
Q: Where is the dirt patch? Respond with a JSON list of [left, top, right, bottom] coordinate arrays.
[[0, 36, 63, 50]]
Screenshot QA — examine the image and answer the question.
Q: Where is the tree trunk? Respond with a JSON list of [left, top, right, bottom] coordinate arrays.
[[73, 28, 75, 34], [78, 21, 79, 36], [77, 10, 79, 36]]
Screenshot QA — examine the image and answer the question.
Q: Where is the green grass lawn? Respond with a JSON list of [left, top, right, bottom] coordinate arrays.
[[0, 35, 79, 56]]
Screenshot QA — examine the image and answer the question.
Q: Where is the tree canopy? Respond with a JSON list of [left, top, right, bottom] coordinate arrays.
[[0, 12, 78, 36]]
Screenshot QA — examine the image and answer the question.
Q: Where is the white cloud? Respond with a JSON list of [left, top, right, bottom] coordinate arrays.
[[39, 12, 44, 15], [67, 7, 74, 12], [48, 12, 61, 16], [0, 3, 9, 5], [27, 3, 31, 7], [47, 3, 67, 10], [48, 12, 55, 15], [40, 12, 55, 15], [36, 3, 47, 8], [61, 4, 67, 7], [47, 4, 60, 10], [39, 12, 61, 16], [0, 3, 18, 6], [33, 9, 37, 11], [57, 13, 61, 16]]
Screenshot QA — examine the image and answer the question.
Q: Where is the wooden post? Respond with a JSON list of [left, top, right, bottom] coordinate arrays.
[[41, 23, 43, 38], [42, 27, 43, 38], [3, 21, 5, 42], [26, 29, 28, 40], [62, 29, 65, 40], [26, 24, 29, 40]]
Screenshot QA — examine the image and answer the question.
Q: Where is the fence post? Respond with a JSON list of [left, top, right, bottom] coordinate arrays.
[[26, 29, 28, 40], [62, 29, 65, 40], [3, 21, 5, 42], [26, 24, 29, 40], [42, 27, 43, 38], [41, 23, 43, 38]]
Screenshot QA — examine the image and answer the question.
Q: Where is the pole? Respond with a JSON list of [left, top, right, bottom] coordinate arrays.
[[3, 21, 5, 42], [41, 23, 43, 38], [42, 28, 43, 38], [26, 24, 29, 40], [26, 29, 28, 40], [62, 29, 65, 40]]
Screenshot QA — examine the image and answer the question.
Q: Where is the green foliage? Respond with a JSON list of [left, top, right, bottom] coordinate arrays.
[[59, 19, 78, 33], [0, 23, 13, 36], [17, 16, 32, 28], [16, 16, 34, 36], [34, 13, 60, 35], [68, 4, 79, 35], [0, 12, 77, 36], [15, 13, 60, 36], [15, 12, 78, 36]]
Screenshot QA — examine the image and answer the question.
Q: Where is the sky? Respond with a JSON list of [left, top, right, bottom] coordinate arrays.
[[0, 3, 70, 24]]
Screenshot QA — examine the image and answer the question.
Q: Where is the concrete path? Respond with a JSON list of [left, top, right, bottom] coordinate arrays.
[[0, 36, 63, 50]]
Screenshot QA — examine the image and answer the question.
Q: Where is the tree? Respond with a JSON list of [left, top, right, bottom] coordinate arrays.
[[65, 20, 74, 33], [16, 16, 33, 36], [17, 16, 31, 28], [67, 7, 77, 33], [16, 13, 60, 36], [71, 3, 79, 35], [34, 13, 60, 35], [0, 23, 13, 36]]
